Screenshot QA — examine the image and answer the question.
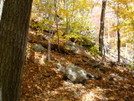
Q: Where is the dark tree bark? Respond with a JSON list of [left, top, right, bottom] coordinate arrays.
[[116, 5, 120, 63], [99, 0, 107, 56], [0, 0, 4, 20], [117, 28, 120, 62], [0, 0, 33, 101]]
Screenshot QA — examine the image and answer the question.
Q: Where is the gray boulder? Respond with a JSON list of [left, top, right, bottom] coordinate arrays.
[[56, 63, 88, 83], [32, 44, 46, 52]]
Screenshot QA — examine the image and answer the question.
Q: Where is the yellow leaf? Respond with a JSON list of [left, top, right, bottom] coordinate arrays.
[[109, 96, 116, 100]]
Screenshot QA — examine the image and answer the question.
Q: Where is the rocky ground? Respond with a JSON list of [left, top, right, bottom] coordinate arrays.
[[21, 33, 134, 101]]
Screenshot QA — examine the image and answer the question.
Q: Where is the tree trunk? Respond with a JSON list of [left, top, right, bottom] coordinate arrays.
[[0, 0, 33, 101], [65, 0, 71, 35], [0, 0, 4, 20], [117, 29, 120, 62], [117, 16, 120, 62], [115, 4, 121, 63], [99, 0, 107, 56]]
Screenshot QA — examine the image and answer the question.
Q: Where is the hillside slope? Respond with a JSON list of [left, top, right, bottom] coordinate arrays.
[[21, 33, 134, 101]]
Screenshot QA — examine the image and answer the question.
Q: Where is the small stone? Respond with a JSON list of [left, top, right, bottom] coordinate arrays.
[[107, 76, 114, 81]]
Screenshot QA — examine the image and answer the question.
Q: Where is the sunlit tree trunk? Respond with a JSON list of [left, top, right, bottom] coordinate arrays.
[[65, 0, 71, 35], [0, 0, 33, 101], [47, 31, 51, 61], [99, 0, 107, 57], [0, 0, 4, 20], [47, 0, 53, 61], [54, 0, 60, 44]]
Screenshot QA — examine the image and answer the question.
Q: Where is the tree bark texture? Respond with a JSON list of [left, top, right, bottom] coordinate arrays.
[[116, 4, 121, 63], [99, 0, 107, 56], [117, 29, 120, 62], [0, 0, 33, 101]]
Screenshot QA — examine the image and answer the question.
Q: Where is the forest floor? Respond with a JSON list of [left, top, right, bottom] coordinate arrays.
[[21, 33, 134, 101]]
